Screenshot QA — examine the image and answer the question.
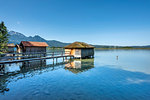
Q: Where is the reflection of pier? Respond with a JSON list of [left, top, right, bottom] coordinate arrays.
[[0, 59, 71, 94], [65, 59, 94, 74]]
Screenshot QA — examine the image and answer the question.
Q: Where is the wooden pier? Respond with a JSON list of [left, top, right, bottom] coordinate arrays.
[[0, 51, 74, 65]]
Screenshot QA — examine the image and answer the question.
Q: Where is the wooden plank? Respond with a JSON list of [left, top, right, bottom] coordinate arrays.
[[0, 51, 71, 60], [0, 51, 71, 55], [0, 55, 74, 64]]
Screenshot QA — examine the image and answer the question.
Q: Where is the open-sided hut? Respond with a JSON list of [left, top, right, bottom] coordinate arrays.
[[19, 41, 48, 53], [64, 42, 94, 58], [7, 43, 15, 53]]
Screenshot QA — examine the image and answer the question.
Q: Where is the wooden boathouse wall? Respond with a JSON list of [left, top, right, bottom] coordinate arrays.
[[19, 41, 48, 53], [64, 42, 94, 58], [65, 48, 94, 58], [21, 46, 47, 53]]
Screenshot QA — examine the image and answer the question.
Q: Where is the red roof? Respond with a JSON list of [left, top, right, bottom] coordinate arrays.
[[20, 41, 49, 47]]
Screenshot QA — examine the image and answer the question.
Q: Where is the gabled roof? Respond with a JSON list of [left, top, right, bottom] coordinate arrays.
[[7, 43, 15, 47], [20, 41, 49, 47], [64, 42, 94, 49]]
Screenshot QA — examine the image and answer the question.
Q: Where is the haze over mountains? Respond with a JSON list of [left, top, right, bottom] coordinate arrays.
[[8, 31, 150, 48]]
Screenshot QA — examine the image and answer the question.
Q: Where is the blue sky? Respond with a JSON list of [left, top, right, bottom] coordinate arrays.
[[0, 0, 150, 46]]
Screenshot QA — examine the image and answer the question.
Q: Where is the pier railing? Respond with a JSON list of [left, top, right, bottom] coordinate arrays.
[[0, 51, 71, 60], [0, 51, 74, 64]]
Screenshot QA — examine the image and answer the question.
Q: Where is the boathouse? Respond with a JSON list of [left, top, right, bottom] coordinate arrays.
[[64, 42, 94, 58], [7, 43, 16, 53], [18, 41, 48, 53]]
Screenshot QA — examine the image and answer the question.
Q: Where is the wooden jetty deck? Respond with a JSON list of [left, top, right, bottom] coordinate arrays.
[[0, 51, 74, 65], [0, 55, 74, 64]]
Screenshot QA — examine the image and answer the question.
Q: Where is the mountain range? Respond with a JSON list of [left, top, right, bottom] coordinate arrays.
[[8, 31, 150, 48], [8, 31, 70, 47]]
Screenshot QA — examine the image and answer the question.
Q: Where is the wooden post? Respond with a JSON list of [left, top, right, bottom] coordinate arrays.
[[40, 60, 42, 65], [27, 61, 30, 66], [62, 51, 63, 56], [52, 52, 54, 57], [13, 53, 15, 57], [53, 58, 54, 65], [44, 53, 46, 57], [56, 58, 58, 64]]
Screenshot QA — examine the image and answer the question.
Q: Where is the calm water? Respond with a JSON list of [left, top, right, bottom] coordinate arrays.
[[0, 50, 150, 100]]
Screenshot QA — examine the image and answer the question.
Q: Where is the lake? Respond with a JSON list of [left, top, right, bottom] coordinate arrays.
[[0, 50, 150, 100]]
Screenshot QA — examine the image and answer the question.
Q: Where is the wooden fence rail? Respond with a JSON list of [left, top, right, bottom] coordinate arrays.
[[0, 51, 73, 65], [0, 51, 71, 57], [0, 51, 71, 59]]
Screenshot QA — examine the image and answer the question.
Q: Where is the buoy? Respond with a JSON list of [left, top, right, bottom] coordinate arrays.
[[116, 56, 118, 60]]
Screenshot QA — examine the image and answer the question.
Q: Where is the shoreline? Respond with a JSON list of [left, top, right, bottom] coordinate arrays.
[[94, 48, 150, 50]]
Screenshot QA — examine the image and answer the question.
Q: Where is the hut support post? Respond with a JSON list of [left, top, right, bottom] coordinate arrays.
[[56, 58, 58, 64], [40, 60, 42, 65], [44, 53, 46, 57], [62, 51, 63, 56], [52, 52, 54, 57], [53, 58, 54, 65]]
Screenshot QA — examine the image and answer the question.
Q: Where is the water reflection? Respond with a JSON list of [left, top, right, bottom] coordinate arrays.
[[65, 59, 94, 74], [0, 60, 46, 75], [0, 60, 70, 94], [0, 50, 150, 100], [95, 49, 150, 74]]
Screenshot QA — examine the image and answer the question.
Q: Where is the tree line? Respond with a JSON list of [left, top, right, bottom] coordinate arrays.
[[0, 21, 9, 54]]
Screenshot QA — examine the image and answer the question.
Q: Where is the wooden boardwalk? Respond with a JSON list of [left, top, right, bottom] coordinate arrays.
[[0, 55, 74, 64], [0, 51, 74, 65]]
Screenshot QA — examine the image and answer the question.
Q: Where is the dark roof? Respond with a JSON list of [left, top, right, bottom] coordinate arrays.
[[20, 41, 49, 47], [7, 43, 15, 47], [64, 42, 94, 49]]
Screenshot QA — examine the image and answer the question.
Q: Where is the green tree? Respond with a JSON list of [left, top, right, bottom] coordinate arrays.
[[0, 21, 9, 53]]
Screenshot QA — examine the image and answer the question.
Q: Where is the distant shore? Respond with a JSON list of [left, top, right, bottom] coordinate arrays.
[[95, 48, 150, 50], [47, 47, 150, 50]]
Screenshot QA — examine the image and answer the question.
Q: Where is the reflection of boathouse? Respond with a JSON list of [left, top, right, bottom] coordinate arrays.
[[64, 42, 94, 58], [65, 59, 94, 74]]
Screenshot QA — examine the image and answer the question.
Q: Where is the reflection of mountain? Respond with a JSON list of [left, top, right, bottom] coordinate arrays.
[[65, 59, 94, 74]]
